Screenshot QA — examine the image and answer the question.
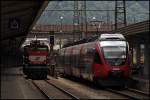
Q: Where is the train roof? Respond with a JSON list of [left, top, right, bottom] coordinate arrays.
[[99, 33, 125, 41], [62, 33, 125, 48]]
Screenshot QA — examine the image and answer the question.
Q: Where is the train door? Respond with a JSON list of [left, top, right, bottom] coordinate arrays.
[[79, 44, 86, 79], [65, 47, 72, 75], [64, 48, 68, 75], [80, 43, 95, 81], [72, 46, 75, 77], [87, 43, 95, 81], [69, 47, 73, 76], [58, 49, 65, 74], [79, 44, 84, 78], [72, 45, 80, 77], [76, 46, 81, 77]]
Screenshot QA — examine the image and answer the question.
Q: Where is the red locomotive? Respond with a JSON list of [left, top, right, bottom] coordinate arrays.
[[22, 40, 50, 79], [58, 33, 130, 87]]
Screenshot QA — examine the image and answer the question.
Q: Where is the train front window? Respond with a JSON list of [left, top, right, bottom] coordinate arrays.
[[30, 46, 48, 51], [102, 46, 126, 66], [37, 47, 48, 51], [100, 41, 127, 66]]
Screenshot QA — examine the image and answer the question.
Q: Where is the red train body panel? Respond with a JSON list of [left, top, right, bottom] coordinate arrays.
[[58, 34, 130, 86], [28, 50, 48, 65]]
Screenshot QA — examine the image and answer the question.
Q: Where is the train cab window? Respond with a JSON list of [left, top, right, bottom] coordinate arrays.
[[37, 47, 48, 51], [94, 52, 101, 64]]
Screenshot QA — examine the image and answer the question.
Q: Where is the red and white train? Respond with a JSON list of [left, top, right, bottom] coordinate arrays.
[[58, 33, 130, 87], [22, 40, 50, 79]]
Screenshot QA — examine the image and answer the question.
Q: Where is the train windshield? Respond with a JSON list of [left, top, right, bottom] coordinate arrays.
[[37, 47, 48, 51], [29, 46, 48, 51], [100, 41, 127, 66]]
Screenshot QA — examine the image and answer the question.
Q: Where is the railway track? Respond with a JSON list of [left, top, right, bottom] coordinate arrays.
[[32, 80, 79, 99], [45, 80, 80, 99], [54, 76, 149, 99], [32, 80, 51, 99], [106, 88, 149, 100], [126, 87, 149, 96], [29, 74, 148, 100]]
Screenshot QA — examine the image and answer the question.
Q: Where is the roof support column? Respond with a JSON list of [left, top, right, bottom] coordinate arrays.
[[143, 34, 149, 78]]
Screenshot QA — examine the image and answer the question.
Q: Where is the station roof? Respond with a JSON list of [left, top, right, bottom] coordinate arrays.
[[112, 20, 149, 36], [1, 1, 49, 52]]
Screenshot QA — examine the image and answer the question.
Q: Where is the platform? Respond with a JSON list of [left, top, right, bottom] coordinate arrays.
[[0, 67, 46, 99], [128, 75, 149, 94]]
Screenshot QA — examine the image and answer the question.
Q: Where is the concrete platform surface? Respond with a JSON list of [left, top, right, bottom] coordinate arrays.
[[127, 74, 149, 94], [131, 75, 149, 94], [0, 67, 46, 99]]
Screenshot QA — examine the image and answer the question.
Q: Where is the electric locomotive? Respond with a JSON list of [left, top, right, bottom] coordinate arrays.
[[22, 40, 50, 79], [58, 33, 130, 87]]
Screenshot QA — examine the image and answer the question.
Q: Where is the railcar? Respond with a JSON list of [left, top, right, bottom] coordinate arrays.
[[23, 40, 50, 79], [58, 33, 130, 87]]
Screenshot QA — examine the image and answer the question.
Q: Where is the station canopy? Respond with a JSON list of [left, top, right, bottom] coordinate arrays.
[[1, 1, 49, 52]]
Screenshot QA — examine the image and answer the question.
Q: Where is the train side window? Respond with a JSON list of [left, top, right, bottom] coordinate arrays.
[[94, 52, 101, 64]]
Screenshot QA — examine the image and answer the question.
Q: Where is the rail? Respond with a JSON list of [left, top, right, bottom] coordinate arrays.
[[32, 80, 79, 99], [45, 80, 80, 99], [32, 80, 52, 99], [126, 88, 149, 96], [106, 88, 149, 100]]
